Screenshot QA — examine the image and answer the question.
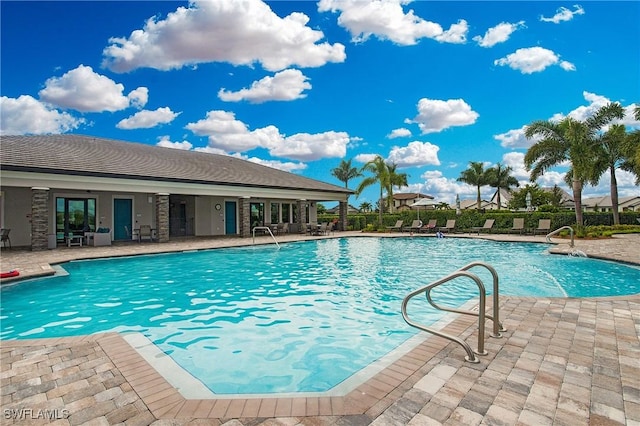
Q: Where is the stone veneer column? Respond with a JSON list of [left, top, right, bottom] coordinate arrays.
[[240, 197, 251, 237], [31, 187, 50, 251], [339, 200, 348, 232], [155, 193, 170, 243], [297, 200, 307, 234]]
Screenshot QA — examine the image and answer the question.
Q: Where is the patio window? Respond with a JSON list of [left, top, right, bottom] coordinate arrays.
[[56, 197, 96, 241]]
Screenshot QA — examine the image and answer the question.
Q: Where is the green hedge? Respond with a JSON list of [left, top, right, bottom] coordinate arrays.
[[319, 211, 640, 232]]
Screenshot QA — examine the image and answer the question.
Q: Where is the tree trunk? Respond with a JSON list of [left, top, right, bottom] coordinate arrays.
[[610, 166, 620, 225], [476, 186, 482, 210], [573, 178, 584, 226], [496, 188, 502, 211]]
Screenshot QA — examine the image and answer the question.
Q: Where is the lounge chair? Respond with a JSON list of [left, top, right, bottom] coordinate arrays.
[[409, 220, 423, 233], [440, 219, 456, 233], [421, 219, 438, 233], [1, 228, 11, 249], [471, 219, 495, 235], [511, 218, 525, 234], [386, 220, 404, 232], [534, 219, 551, 235]]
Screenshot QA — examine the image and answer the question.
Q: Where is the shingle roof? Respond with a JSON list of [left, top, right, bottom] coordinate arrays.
[[1, 134, 352, 194]]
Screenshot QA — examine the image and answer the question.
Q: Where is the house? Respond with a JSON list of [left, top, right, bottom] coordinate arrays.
[[389, 193, 434, 213], [459, 199, 499, 211], [0, 135, 353, 250], [325, 204, 360, 214], [583, 195, 640, 212]]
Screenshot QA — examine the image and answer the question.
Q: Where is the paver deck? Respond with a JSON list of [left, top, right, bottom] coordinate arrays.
[[1, 232, 639, 425]]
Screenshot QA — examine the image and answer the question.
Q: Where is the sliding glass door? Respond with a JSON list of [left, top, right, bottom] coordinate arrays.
[[55, 197, 96, 241]]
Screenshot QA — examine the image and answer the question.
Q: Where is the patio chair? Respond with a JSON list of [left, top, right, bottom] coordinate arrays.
[[317, 222, 329, 235], [386, 220, 404, 232], [534, 219, 551, 235], [440, 219, 456, 233], [511, 218, 525, 234], [409, 220, 423, 233], [138, 224, 154, 242], [421, 219, 438, 233], [1, 228, 11, 249], [471, 219, 495, 235]]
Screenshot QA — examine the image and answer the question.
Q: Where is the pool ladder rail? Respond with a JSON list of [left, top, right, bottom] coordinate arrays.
[[252, 226, 280, 249], [546, 226, 575, 248], [401, 261, 506, 363]]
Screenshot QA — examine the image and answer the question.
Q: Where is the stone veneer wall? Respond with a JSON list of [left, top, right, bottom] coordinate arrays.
[[240, 197, 251, 237], [297, 200, 307, 234], [155, 194, 169, 243], [339, 201, 348, 232], [31, 187, 49, 251]]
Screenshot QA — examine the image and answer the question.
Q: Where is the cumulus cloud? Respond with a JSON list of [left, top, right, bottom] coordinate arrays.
[[128, 87, 149, 109], [193, 147, 307, 172], [318, 0, 467, 45], [354, 153, 379, 164], [387, 128, 412, 138], [116, 107, 180, 129], [218, 69, 311, 103], [473, 21, 525, 48], [494, 46, 575, 74], [156, 135, 193, 150], [0, 95, 83, 135], [386, 141, 440, 167], [494, 126, 538, 149], [102, 0, 345, 73], [185, 110, 349, 161], [410, 97, 479, 134], [540, 5, 585, 24], [38, 65, 145, 112]]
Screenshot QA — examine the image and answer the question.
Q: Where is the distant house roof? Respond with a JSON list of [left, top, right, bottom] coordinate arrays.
[[393, 193, 433, 200], [583, 195, 640, 209], [1, 135, 352, 196], [325, 204, 360, 214]]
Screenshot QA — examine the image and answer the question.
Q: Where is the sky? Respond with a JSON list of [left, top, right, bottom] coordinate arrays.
[[1, 0, 639, 208]]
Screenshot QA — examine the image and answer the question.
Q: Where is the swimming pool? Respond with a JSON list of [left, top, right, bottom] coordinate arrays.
[[1, 237, 639, 395]]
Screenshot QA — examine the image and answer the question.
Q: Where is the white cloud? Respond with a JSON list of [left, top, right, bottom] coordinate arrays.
[[185, 110, 349, 160], [192, 147, 307, 172], [156, 136, 193, 150], [354, 153, 379, 164], [38, 65, 143, 112], [128, 87, 149, 109], [500, 151, 530, 181], [410, 97, 479, 134], [494, 46, 574, 74], [117, 107, 180, 129], [387, 128, 412, 138], [494, 126, 538, 149], [102, 0, 345, 73], [0, 95, 83, 135], [318, 0, 467, 45], [473, 21, 525, 48], [540, 5, 585, 24], [218, 69, 311, 103], [386, 141, 440, 167]]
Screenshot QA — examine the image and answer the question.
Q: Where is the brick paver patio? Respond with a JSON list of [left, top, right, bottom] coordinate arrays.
[[1, 232, 638, 425]]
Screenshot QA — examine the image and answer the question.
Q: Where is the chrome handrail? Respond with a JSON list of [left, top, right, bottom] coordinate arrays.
[[402, 270, 488, 363], [458, 262, 505, 337], [252, 226, 280, 249], [546, 226, 574, 248]]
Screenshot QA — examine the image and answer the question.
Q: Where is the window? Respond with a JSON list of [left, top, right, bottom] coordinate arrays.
[[56, 197, 96, 241], [250, 202, 264, 228], [282, 203, 291, 223], [271, 202, 280, 224]]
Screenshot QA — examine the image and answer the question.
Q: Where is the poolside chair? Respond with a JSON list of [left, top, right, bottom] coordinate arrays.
[[409, 220, 423, 233], [386, 220, 404, 232], [511, 218, 525, 234], [440, 219, 456, 233], [317, 222, 329, 236], [471, 219, 495, 235], [534, 219, 551, 235], [138, 224, 154, 242], [421, 219, 438, 233], [1, 228, 11, 249]]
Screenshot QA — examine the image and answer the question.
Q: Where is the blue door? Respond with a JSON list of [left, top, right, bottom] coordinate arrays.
[[225, 201, 236, 235], [114, 198, 132, 240]]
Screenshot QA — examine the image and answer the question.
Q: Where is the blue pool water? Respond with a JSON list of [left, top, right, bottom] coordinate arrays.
[[1, 237, 639, 394]]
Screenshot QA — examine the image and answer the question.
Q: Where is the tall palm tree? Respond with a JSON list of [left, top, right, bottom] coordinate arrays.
[[524, 102, 624, 226], [457, 161, 490, 210], [359, 201, 372, 213], [486, 163, 519, 210], [355, 155, 389, 225], [331, 159, 362, 189], [591, 124, 628, 224], [621, 105, 640, 185], [386, 162, 408, 213]]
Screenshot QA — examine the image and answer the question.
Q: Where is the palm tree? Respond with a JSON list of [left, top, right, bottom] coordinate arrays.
[[359, 201, 372, 213], [356, 155, 390, 225], [621, 105, 640, 185], [591, 124, 628, 224], [386, 163, 408, 213], [524, 102, 624, 226], [486, 163, 519, 210], [457, 161, 490, 210], [331, 159, 362, 189]]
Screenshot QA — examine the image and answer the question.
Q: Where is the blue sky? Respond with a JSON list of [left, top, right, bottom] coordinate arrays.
[[1, 1, 639, 207]]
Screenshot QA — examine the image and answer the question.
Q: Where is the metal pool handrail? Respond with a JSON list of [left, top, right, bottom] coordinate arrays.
[[402, 269, 488, 363], [546, 226, 574, 248], [457, 261, 505, 338], [252, 226, 280, 249]]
